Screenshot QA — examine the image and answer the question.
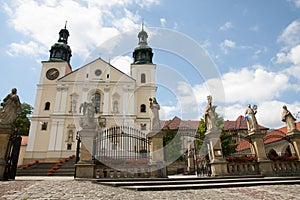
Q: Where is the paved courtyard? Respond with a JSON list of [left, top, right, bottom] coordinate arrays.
[[0, 176, 299, 200]]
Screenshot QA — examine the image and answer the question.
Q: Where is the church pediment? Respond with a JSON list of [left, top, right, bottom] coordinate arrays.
[[58, 58, 135, 83]]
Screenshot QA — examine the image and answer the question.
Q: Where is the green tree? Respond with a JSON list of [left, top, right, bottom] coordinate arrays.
[[13, 102, 33, 136], [221, 130, 237, 157]]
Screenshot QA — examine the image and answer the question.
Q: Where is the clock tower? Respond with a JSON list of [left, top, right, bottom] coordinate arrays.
[[26, 24, 73, 160]]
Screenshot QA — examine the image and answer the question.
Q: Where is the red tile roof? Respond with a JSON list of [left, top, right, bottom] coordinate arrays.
[[161, 116, 199, 130], [224, 115, 268, 131], [237, 121, 300, 151]]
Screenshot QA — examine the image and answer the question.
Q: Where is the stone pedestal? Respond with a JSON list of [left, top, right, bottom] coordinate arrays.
[[147, 130, 167, 178], [75, 128, 97, 178], [205, 130, 224, 162], [247, 130, 268, 161], [0, 125, 13, 180], [287, 130, 300, 161], [247, 130, 272, 175], [205, 130, 227, 176]]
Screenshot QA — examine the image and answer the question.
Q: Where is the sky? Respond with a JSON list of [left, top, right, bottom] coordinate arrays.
[[1, 0, 300, 129]]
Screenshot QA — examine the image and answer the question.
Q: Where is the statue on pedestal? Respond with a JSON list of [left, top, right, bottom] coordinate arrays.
[[244, 104, 259, 131], [149, 97, 161, 130], [204, 95, 218, 132], [0, 88, 21, 125], [282, 105, 297, 132]]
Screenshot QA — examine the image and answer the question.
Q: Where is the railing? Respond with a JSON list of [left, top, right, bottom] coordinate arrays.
[[271, 161, 300, 175], [227, 162, 259, 175]]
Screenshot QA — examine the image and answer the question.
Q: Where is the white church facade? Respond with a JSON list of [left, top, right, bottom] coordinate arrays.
[[24, 25, 157, 163]]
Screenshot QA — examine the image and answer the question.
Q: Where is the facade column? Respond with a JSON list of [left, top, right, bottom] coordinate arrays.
[[103, 88, 110, 114]]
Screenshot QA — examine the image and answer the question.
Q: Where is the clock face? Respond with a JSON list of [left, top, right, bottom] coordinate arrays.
[[46, 68, 59, 80]]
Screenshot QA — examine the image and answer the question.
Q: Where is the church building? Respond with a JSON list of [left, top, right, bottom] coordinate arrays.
[[24, 24, 157, 162]]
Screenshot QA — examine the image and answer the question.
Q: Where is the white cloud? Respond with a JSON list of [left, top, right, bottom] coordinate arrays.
[[288, 0, 300, 8], [275, 44, 300, 64], [160, 105, 180, 119], [220, 39, 236, 54], [3, 0, 159, 60], [219, 22, 233, 31], [160, 18, 166, 27], [110, 55, 132, 74], [277, 19, 300, 50]]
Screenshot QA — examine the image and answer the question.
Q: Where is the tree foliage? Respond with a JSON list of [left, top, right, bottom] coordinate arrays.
[[13, 102, 33, 136], [163, 128, 184, 162]]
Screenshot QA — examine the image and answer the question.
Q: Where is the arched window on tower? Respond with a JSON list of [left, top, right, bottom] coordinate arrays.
[[44, 102, 50, 110], [141, 73, 146, 83], [140, 104, 146, 113], [94, 93, 101, 113]]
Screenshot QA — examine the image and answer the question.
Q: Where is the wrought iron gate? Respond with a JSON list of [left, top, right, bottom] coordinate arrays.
[[4, 134, 22, 180], [94, 126, 150, 163]]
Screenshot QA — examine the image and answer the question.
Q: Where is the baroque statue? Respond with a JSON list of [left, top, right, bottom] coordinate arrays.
[[79, 98, 96, 129], [0, 88, 21, 125], [150, 97, 161, 130], [244, 104, 259, 131], [282, 105, 297, 133], [203, 95, 218, 132]]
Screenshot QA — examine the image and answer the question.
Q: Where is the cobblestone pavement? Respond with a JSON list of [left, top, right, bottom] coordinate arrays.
[[0, 177, 299, 200]]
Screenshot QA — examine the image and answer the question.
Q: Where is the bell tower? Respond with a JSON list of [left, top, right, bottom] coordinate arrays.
[[131, 23, 157, 131]]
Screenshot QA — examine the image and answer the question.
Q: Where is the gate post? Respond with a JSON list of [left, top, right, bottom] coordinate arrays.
[[148, 130, 167, 178], [0, 125, 14, 180], [75, 128, 97, 178]]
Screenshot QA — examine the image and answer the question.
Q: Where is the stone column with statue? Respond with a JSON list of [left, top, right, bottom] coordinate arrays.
[[75, 99, 97, 178], [203, 95, 227, 176], [282, 105, 300, 160], [0, 88, 21, 180], [147, 97, 167, 177], [245, 104, 272, 175]]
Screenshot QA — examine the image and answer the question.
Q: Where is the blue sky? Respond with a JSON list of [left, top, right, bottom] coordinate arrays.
[[1, 0, 300, 129]]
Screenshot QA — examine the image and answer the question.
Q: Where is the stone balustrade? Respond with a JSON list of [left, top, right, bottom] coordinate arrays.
[[227, 162, 259, 175], [271, 161, 300, 175], [95, 166, 151, 178]]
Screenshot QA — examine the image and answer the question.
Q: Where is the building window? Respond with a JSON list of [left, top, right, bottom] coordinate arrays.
[[41, 122, 48, 130], [113, 101, 119, 113], [94, 93, 101, 113], [44, 102, 50, 110], [141, 73, 146, 83], [141, 123, 147, 130], [67, 143, 72, 150], [140, 104, 146, 113]]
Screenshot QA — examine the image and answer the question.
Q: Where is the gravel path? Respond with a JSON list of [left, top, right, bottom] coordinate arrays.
[[0, 177, 299, 200]]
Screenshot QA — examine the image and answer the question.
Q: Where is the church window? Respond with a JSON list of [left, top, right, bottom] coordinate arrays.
[[140, 104, 146, 113], [41, 122, 48, 131], [141, 73, 146, 83], [94, 93, 101, 113], [67, 143, 72, 150], [113, 101, 119, 113], [44, 102, 50, 110]]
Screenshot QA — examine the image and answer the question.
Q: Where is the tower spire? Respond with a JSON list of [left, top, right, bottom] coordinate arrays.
[[49, 22, 72, 63], [132, 21, 153, 64]]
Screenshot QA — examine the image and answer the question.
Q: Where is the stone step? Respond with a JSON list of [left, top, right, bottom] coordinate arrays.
[[96, 176, 300, 191]]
